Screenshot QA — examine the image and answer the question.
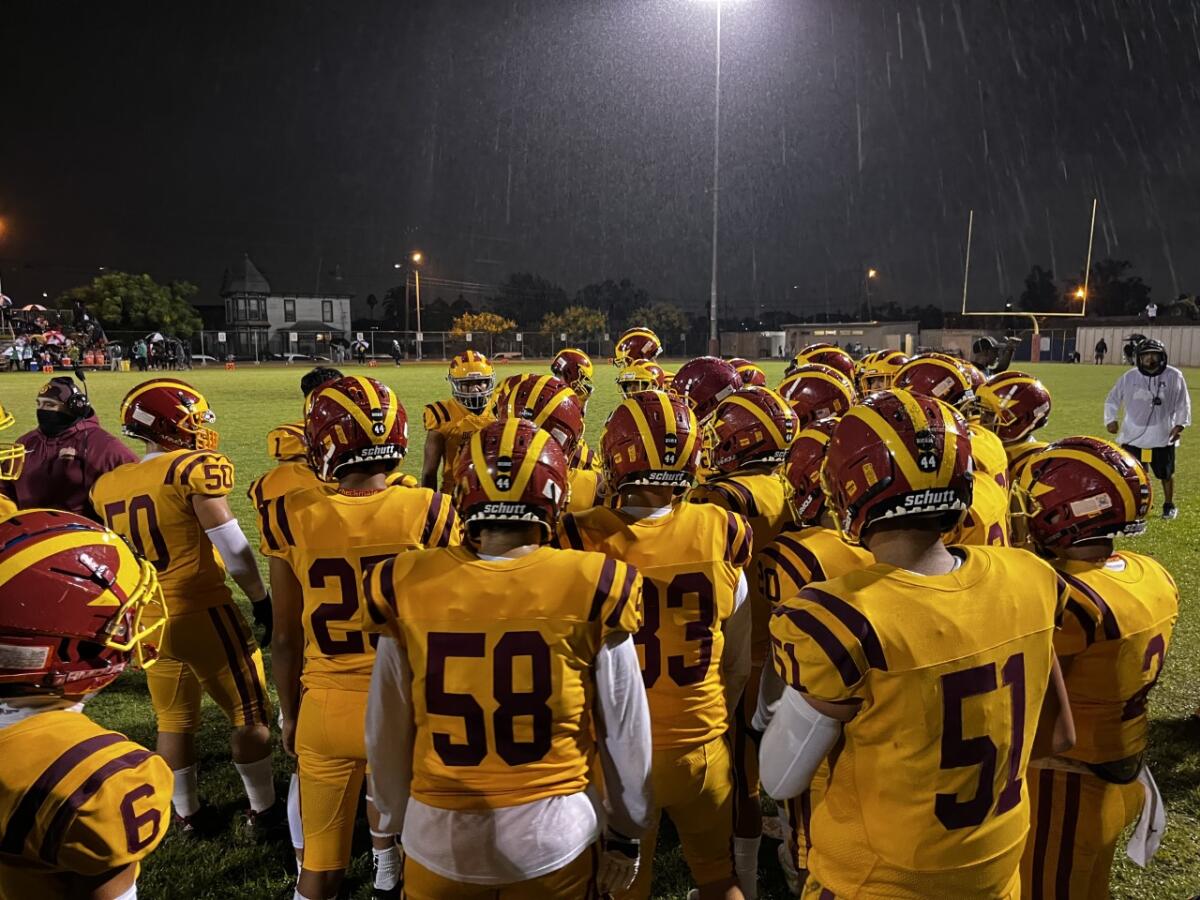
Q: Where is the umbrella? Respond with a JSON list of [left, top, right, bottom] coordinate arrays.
[[146, 332, 165, 342], [18, 304, 47, 312]]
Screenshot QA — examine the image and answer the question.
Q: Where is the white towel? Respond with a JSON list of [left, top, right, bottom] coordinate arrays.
[[1126, 766, 1166, 867]]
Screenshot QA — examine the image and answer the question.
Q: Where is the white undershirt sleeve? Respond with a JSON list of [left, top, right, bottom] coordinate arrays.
[[593, 634, 653, 837], [366, 636, 415, 836], [759, 687, 844, 801], [204, 518, 264, 595], [752, 664, 786, 732]]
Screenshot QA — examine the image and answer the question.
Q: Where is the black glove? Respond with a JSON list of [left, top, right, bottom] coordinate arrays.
[[251, 595, 273, 644]]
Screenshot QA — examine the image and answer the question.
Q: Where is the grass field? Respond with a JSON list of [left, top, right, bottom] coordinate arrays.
[[1, 359, 1198, 899]]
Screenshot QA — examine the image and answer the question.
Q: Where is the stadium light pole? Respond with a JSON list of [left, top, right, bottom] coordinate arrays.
[[395, 251, 425, 360]]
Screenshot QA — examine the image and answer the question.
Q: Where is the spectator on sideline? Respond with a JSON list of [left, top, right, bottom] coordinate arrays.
[[1145, 301, 1158, 321], [133, 338, 149, 371], [971, 335, 1018, 376], [1105, 338, 1191, 520], [390, 339, 402, 366], [1094, 338, 1107, 364], [0, 377, 136, 518]]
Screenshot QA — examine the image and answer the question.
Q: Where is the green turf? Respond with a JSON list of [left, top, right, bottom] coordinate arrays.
[[1, 360, 1198, 899]]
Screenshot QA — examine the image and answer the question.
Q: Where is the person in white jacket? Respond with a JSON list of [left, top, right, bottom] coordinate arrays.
[[1105, 338, 1191, 519]]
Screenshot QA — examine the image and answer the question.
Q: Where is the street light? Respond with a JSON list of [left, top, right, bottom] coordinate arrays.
[[864, 267, 878, 319], [1074, 287, 1086, 301]]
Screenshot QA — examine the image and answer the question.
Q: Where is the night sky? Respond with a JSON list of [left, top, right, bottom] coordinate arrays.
[[4, 0, 1199, 321]]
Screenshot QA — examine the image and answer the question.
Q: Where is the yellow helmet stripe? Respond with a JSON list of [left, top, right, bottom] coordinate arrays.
[[1038, 447, 1138, 513], [124, 380, 205, 413], [853, 392, 938, 489], [665, 391, 699, 465], [469, 419, 548, 500], [0, 532, 128, 602], [725, 393, 788, 448], [624, 398, 663, 469], [320, 378, 397, 444]]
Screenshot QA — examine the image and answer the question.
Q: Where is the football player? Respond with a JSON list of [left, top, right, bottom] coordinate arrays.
[[491, 373, 599, 512], [686, 387, 796, 898], [0, 401, 25, 518], [1015, 438, 1178, 898], [760, 390, 1073, 899], [616, 360, 667, 397], [977, 370, 1052, 483], [671, 357, 743, 424], [363, 419, 653, 899], [421, 350, 496, 491], [613, 326, 664, 367], [260, 376, 458, 900], [250, 367, 343, 513], [0, 510, 172, 899], [785, 343, 855, 381], [550, 348, 602, 472], [853, 349, 909, 394], [751, 418, 873, 895], [777, 365, 855, 429], [90, 379, 280, 836], [896, 354, 1011, 546], [557, 391, 753, 900]]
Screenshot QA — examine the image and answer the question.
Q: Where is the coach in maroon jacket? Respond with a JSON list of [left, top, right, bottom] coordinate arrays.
[[0, 377, 136, 518]]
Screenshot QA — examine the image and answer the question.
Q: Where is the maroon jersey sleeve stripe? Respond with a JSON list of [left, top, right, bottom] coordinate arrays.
[[775, 534, 826, 584], [1059, 573, 1121, 640], [421, 493, 445, 545], [434, 505, 458, 548], [364, 556, 397, 624], [0, 732, 125, 854], [207, 608, 255, 724], [587, 557, 618, 621], [260, 498, 281, 552], [603, 563, 638, 628], [777, 606, 864, 688], [1064, 599, 1097, 647], [274, 495, 296, 547], [178, 452, 217, 486], [761, 546, 806, 595], [561, 514, 586, 551], [804, 588, 888, 673], [163, 450, 203, 485], [38, 749, 155, 863]]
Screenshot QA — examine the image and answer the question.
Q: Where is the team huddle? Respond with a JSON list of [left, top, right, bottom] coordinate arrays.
[[0, 325, 1179, 900]]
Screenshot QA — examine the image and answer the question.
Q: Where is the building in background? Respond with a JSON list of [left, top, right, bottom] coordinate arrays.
[[219, 253, 353, 358], [782, 320, 919, 357]]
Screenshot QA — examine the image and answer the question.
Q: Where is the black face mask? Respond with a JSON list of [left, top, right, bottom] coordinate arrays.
[[37, 409, 79, 437]]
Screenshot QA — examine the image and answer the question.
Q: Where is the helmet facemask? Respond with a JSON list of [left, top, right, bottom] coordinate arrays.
[[451, 375, 496, 412]]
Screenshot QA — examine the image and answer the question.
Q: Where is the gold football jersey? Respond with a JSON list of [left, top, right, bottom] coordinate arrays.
[[362, 545, 642, 810], [1054, 553, 1179, 763], [946, 472, 1010, 547], [248, 461, 324, 511], [267, 421, 306, 462], [259, 485, 459, 691], [770, 546, 1067, 898], [755, 525, 873, 607], [688, 469, 786, 663], [423, 399, 495, 492], [557, 502, 751, 749], [574, 438, 602, 473], [0, 711, 172, 893], [970, 423, 1010, 491], [0, 495, 15, 519], [567, 465, 602, 512], [91, 450, 237, 614]]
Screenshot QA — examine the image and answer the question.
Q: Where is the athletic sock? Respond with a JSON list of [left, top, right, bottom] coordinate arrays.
[[734, 835, 761, 900], [373, 844, 402, 891], [287, 773, 304, 851], [234, 756, 276, 813], [171, 765, 200, 818]]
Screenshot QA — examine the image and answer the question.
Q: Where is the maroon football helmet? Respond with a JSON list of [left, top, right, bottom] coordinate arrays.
[[978, 371, 1052, 443], [671, 356, 743, 423], [788, 343, 856, 381], [822, 390, 974, 543], [305, 376, 408, 481], [453, 419, 570, 537], [121, 379, 218, 451], [601, 391, 702, 490], [550, 348, 595, 401], [706, 388, 797, 474], [777, 364, 856, 428], [0, 510, 165, 699], [780, 417, 840, 524], [492, 373, 586, 460], [1015, 437, 1151, 552]]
